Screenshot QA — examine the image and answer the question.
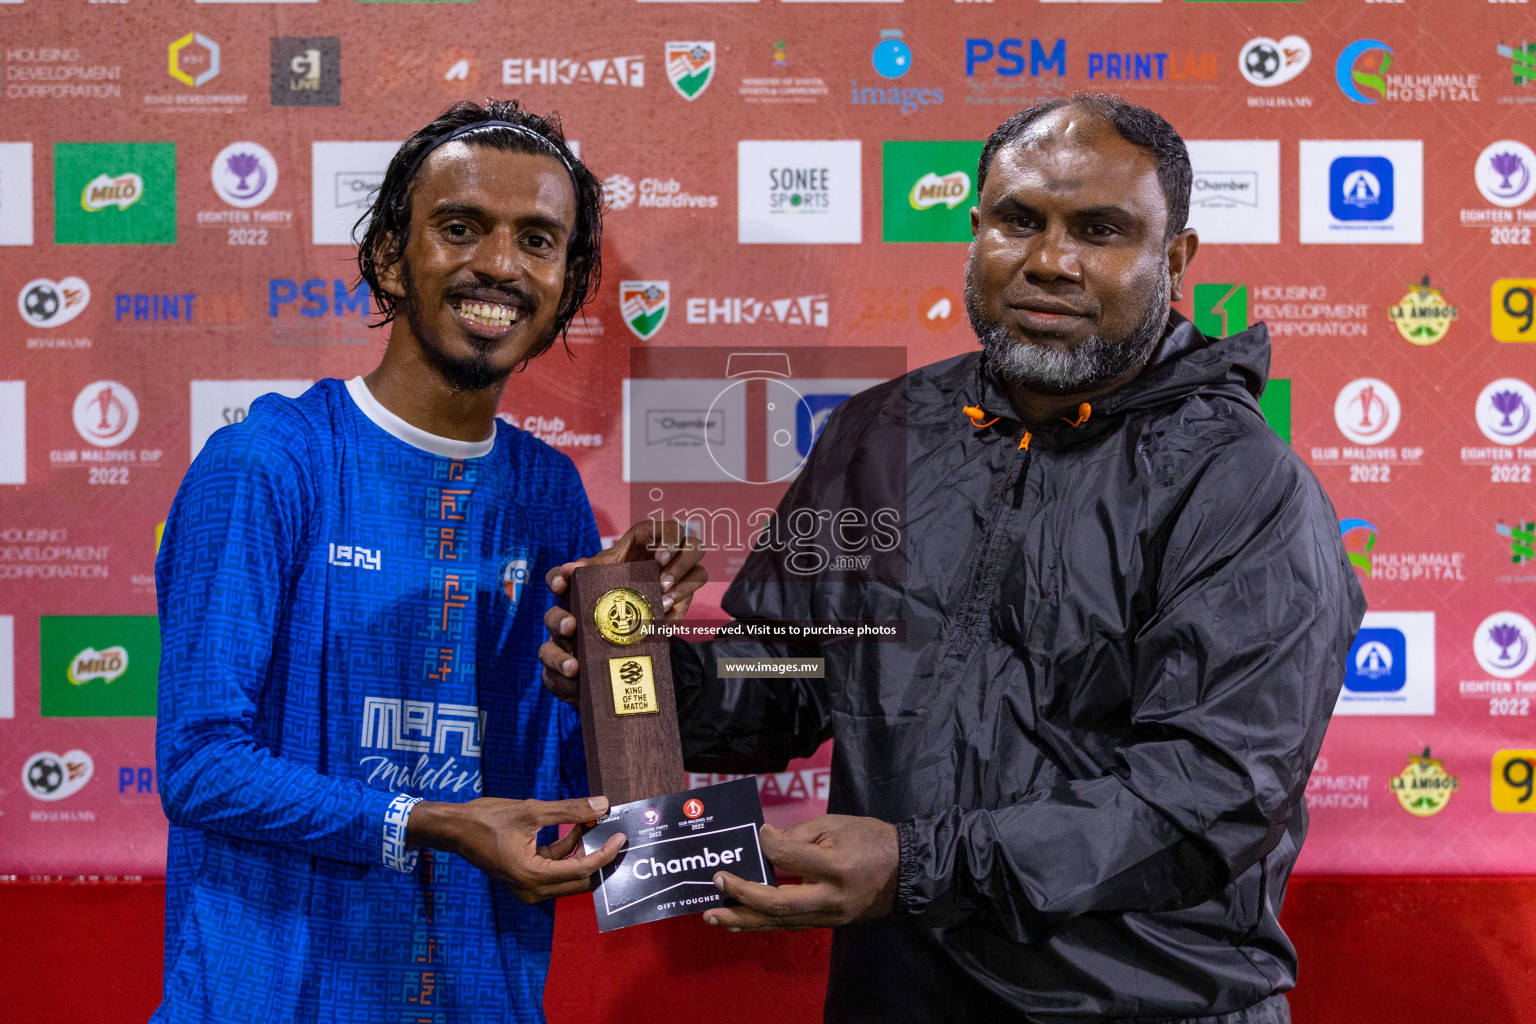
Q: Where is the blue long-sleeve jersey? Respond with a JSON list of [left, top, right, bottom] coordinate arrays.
[[154, 377, 597, 1023]]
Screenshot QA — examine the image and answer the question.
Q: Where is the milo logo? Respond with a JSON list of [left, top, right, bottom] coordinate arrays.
[[909, 171, 970, 211], [68, 645, 128, 685], [81, 173, 143, 212]]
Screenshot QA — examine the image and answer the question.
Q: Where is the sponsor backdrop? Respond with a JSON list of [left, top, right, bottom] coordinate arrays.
[[2, 0, 1536, 886]]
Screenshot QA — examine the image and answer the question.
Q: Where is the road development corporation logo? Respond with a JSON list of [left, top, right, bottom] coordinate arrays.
[[621, 281, 669, 340], [1336, 611, 1435, 715], [1473, 612, 1536, 678], [18, 277, 90, 329], [666, 42, 715, 99], [53, 142, 177, 245], [1336, 39, 1390, 103], [738, 140, 862, 244], [72, 380, 139, 448], [1388, 276, 1458, 346], [1476, 378, 1536, 446], [1389, 748, 1458, 817], [1474, 140, 1536, 208], [881, 141, 982, 243], [1298, 141, 1422, 244], [1184, 140, 1279, 244], [22, 750, 94, 801], [1240, 35, 1309, 87], [169, 32, 220, 87], [211, 142, 278, 208], [1334, 378, 1400, 445]]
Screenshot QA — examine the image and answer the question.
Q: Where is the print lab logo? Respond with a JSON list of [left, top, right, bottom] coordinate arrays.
[[22, 750, 93, 801], [18, 277, 90, 328], [737, 140, 862, 244], [1240, 36, 1310, 87], [621, 280, 669, 340], [1390, 749, 1458, 817], [270, 37, 341, 106], [1474, 140, 1536, 208], [1474, 612, 1536, 678], [881, 141, 983, 243], [72, 380, 139, 448], [1476, 378, 1536, 446], [1387, 276, 1458, 346], [1337, 612, 1434, 716], [211, 142, 278, 208], [1298, 141, 1423, 244], [168, 32, 220, 87], [1184, 140, 1279, 244], [666, 41, 715, 99], [501, 55, 644, 88], [1334, 378, 1401, 445]]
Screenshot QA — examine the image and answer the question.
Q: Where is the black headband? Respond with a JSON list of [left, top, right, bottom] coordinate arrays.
[[398, 119, 580, 197]]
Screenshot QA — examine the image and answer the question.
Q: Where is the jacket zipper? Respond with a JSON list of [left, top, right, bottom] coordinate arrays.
[[944, 432, 1033, 660]]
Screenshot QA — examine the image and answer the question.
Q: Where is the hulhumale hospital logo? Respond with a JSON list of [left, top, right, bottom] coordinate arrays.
[[1336, 39, 1390, 104], [1474, 612, 1536, 679], [1339, 518, 1378, 578]]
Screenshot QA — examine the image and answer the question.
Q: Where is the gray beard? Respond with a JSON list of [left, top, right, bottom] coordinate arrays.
[[965, 256, 1171, 395]]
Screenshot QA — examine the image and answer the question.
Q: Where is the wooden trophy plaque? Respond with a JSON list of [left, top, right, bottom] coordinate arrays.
[[569, 560, 685, 806]]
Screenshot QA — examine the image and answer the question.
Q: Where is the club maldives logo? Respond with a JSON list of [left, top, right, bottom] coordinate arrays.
[[1473, 612, 1536, 678], [1336, 40, 1391, 104], [72, 380, 139, 448], [621, 281, 669, 340], [1340, 518, 1378, 577], [1497, 41, 1535, 87], [882, 140, 983, 243], [18, 277, 90, 329], [1388, 276, 1458, 346], [168, 32, 221, 88], [1476, 378, 1536, 446], [22, 750, 93, 801], [1240, 35, 1309, 87], [1334, 378, 1401, 445], [211, 142, 278, 208], [666, 42, 715, 100], [1474, 140, 1536, 208], [1389, 748, 1458, 817], [1496, 519, 1534, 564]]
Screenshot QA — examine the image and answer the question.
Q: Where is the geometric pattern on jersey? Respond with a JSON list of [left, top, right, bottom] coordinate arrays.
[[154, 378, 599, 1023]]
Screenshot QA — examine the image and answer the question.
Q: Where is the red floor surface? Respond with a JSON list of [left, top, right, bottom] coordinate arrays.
[[3, 875, 1533, 1023]]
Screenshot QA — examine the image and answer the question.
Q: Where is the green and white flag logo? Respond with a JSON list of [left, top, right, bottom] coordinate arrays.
[[621, 280, 669, 340], [666, 41, 715, 101]]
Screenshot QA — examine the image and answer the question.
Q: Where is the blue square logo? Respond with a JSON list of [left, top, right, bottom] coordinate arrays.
[[1345, 627, 1407, 693], [1330, 156, 1394, 222], [795, 393, 851, 457]]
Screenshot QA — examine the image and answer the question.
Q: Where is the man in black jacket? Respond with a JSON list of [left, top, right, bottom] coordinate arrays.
[[543, 94, 1363, 1023]]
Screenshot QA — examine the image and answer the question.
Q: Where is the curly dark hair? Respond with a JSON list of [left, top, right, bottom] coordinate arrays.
[[978, 93, 1192, 241], [355, 99, 603, 361]]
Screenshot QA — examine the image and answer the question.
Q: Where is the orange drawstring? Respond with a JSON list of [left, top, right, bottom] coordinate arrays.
[[963, 404, 999, 429], [1017, 431, 1032, 451], [1061, 402, 1092, 428]]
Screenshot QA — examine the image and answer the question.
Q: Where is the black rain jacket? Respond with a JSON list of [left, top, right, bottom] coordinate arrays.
[[670, 312, 1366, 1022]]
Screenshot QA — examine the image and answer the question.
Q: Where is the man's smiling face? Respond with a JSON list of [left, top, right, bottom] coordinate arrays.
[[378, 141, 577, 391], [966, 105, 1194, 395]]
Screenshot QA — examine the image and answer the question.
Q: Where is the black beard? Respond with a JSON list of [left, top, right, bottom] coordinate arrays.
[[965, 254, 1171, 395], [399, 259, 516, 394]]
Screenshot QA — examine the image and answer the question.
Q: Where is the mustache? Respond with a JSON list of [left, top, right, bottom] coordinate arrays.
[[445, 280, 538, 314]]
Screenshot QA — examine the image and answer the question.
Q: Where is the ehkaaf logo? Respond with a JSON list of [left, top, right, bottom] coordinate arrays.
[[685, 294, 828, 327], [882, 141, 983, 243], [18, 277, 90, 328], [269, 278, 371, 318], [41, 615, 159, 716], [502, 54, 643, 87], [271, 36, 341, 106], [53, 142, 177, 244]]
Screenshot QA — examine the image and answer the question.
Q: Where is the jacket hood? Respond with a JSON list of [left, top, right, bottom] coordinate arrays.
[[965, 309, 1273, 448]]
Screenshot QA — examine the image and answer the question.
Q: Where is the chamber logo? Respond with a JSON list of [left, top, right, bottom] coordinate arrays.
[[81, 173, 142, 212], [23, 750, 94, 802], [1473, 612, 1536, 678], [1387, 276, 1457, 346], [1334, 378, 1400, 445], [68, 646, 128, 685], [1240, 35, 1309, 87], [211, 142, 278, 208], [621, 281, 669, 340], [18, 277, 90, 329], [1474, 140, 1536, 208], [1475, 378, 1536, 446], [1336, 39, 1390, 104], [1389, 748, 1457, 817], [666, 41, 715, 100]]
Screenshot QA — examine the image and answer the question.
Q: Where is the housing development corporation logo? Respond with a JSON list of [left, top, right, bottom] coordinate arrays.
[[1475, 378, 1536, 446], [53, 142, 177, 244], [1387, 276, 1458, 346], [665, 41, 715, 100], [1337, 611, 1435, 716], [1192, 283, 1248, 338], [1240, 35, 1309, 87], [621, 281, 669, 340], [1389, 749, 1458, 817], [882, 141, 982, 242], [18, 277, 90, 329], [737, 140, 862, 244]]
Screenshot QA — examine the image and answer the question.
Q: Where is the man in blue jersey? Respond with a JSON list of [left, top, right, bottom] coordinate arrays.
[[155, 101, 705, 1023]]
